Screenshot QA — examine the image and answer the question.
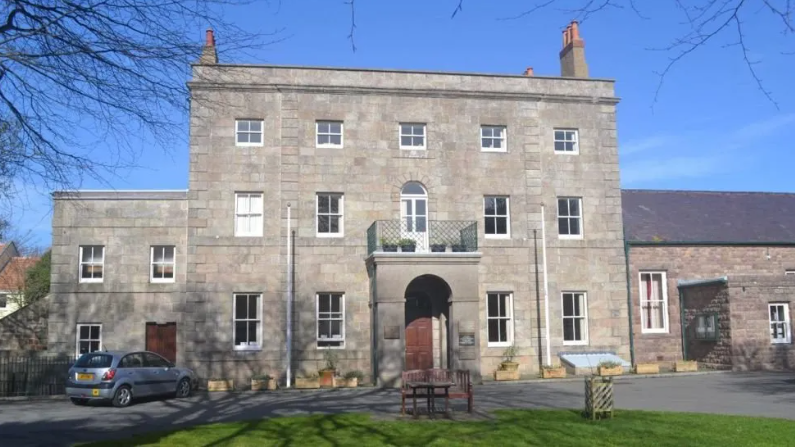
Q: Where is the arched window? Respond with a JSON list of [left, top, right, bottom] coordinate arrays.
[[400, 182, 428, 251]]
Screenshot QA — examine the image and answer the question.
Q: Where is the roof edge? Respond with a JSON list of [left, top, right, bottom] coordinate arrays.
[[626, 240, 795, 247], [622, 188, 795, 196], [53, 190, 188, 200]]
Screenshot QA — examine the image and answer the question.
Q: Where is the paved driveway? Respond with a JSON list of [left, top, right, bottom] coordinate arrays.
[[1, 372, 793, 446]]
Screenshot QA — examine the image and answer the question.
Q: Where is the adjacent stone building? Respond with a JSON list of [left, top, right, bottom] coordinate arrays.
[[48, 21, 629, 386], [623, 190, 795, 370]]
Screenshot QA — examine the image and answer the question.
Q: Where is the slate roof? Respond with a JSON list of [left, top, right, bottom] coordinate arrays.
[[622, 189, 795, 243], [0, 257, 39, 291]]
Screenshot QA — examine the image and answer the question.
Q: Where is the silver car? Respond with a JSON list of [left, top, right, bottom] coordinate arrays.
[[66, 351, 197, 407]]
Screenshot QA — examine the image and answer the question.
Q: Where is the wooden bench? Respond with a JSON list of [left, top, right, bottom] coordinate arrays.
[[400, 369, 473, 415]]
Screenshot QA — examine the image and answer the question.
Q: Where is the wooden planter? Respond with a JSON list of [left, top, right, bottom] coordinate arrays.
[[634, 363, 660, 375], [500, 361, 519, 372], [584, 376, 614, 420], [494, 369, 520, 381], [295, 377, 320, 389], [341, 378, 358, 388], [597, 365, 623, 377], [675, 360, 698, 372], [319, 370, 336, 388], [542, 367, 567, 379], [207, 379, 234, 392], [251, 378, 277, 391]]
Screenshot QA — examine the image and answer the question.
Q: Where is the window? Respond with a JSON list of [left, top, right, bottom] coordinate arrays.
[[562, 292, 588, 345], [144, 352, 171, 368], [484, 196, 510, 238], [487, 292, 513, 346], [786, 270, 795, 276], [769, 303, 791, 344], [150, 246, 175, 283], [235, 193, 263, 237], [317, 293, 345, 348], [118, 353, 144, 368], [399, 123, 426, 149], [235, 119, 263, 146], [695, 314, 718, 340], [76, 324, 102, 355], [481, 125, 507, 152], [640, 272, 668, 333], [316, 121, 343, 148], [0, 294, 6, 308], [554, 129, 579, 153], [75, 353, 113, 368], [233, 294, 261, 350], [79, 245, 104, 283], [557, 197, 582, 238], [316, 193, 344, 237]]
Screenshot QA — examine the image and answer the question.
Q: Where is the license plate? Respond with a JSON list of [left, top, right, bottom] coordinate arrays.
[[77, 373, 94, 380], [91, 389, 100, 397]]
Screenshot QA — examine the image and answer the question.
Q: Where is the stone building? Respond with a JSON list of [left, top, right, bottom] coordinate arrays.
[[48, 21, 630, 386], [623, 190, 795, 370]]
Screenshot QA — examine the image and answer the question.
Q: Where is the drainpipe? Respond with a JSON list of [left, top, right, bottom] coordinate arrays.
[[286, 203, 293, 388], [624, 238, 635, 366], [540, 204, 551, 366], [534, 230, 543, 372], [678, 285, 687, 361]]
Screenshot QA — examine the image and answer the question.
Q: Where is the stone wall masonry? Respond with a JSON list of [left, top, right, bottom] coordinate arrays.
[[0, 296, 49, 352], [681, 283, 732, 368]]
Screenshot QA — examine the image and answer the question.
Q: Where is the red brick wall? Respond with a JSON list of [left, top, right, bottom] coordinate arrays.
[[681, 283, 732, 368], [628, 245, 795, 366]]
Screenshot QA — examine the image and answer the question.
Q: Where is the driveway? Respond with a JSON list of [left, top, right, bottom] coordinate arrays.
[[1, 372, 793, 446]]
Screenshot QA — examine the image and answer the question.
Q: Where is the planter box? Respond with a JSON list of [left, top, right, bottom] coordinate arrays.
[[675, 360, 698, 372], [634, 363, 660, 375], [207, 380, 234, 392], [494, 370, 520, 381], [382, 245, 398, 252], [295, 377, 320, 389], [500, 361, 519, 372], [597, 366, 623, 377], [251, 378, 277, 391], [542, 367, 567, 379], [341, 378, 358, 388], [399, 245, 416, 253], [430, 244, 446, 253], [319, 370, 336, 388]]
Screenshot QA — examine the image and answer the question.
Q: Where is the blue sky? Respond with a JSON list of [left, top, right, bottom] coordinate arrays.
[[9, 0, 795, 248]]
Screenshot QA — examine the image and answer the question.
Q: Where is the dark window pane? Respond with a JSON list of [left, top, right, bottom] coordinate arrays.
[[484, 198, 495, 215], [237, 133, 249, 143], [496, 217, 507, 234], [248, 296, 257, 319], [496, 198, 507, 215], [485, 217, 495, 234], [90, 326, 100, 339], [498, 295, 508, 317], [569, 199, 580, 216], [248, 321, 257, 344], [498, 320, 507, 342], [404, 216, 413, 232], [330, 123, 341, 133], [319, 295, 330, 313], [569, 218, 580, 235], [563, 319, 574, 341], [80, 325, 90, 339], [330, 196, 339, 214], [329, 216, 339, 233], [318, 135, 330, 145], [482, 138, 491, 148], [488, 295, 498, 317], [573, 294, 582, 315], [330, 135, 342, 145], [558, 199, 569, 216], [554, 131, 564, 140], [401, 136, 412, 146], [76, 353, 113, 367], [416, 217, 427, 232], [488, 320, 499, 342], [563, 294, 573, 316], [574, 319, 582, 340], [331, 295, 341, 312], [565, 142, 575, 151], [319, 320, 330, 338], [331, 320, 341, 337], [415, 200, 426, 215], [402, 182, 425, 195], [318, 215, 330, 233], [318, 195, 329, 213], [162, 265, 174, 278], [249, 133, 261, 143], [558, 218, 569, 235], [554, 141, 565, 151], [493, 139, 502, 148], [93, 267, 103, 279], [235, 295, 247, 319], [249, 121, 261, 132], [235, 321, 247, 344], [318, 122, 329, 133]]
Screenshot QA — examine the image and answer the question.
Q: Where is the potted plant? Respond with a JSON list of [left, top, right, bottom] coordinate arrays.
[[251, 374, 277, 391], [675, 360, 698, 372], [295, 373, 320, 389], [342, 370, 363, 388], [494, 345, 520, 381], [430, 242, 447, 253], [542, 364, 567, 379], [207, 378, 234, 392], [449, 238, 466, 252], [380, 237, 398, 252], [319, 350, 339, 388], [398, 238, 417, 253], [597, 360, 623, 376]]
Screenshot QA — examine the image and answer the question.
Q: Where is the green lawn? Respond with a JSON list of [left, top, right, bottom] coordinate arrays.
[[90, 410, 795, 446]]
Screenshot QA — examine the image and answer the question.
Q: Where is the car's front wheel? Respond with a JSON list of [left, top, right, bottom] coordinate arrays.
[[112, 385, 133, 408], [176, 378, 191, 398], [70, 397, 88, 406]]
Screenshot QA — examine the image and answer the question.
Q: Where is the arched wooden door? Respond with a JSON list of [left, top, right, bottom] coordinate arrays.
[[405, 296, 433, 370]]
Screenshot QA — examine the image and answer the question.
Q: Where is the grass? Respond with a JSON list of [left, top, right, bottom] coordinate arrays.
[[88, 410, 795, 446]]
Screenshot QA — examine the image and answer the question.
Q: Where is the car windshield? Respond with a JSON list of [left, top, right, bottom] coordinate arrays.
[[74, 353, 113, 368]]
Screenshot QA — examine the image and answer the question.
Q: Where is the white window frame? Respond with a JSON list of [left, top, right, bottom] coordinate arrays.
[[79, 245, 104, 283], [695, 314, 718, 340], [786, 270, 795, 276], [484, 196, 510, 239], [481, 125, 507, 152], [75, 323, 102, 357], [487, 292, 514, 347], [557, 197, 583, 239], [315, 193, 344, 238], [554, 128, 579, 154], [235, 119, 264, 147], [562, 291, 589, 345], [150, 246, 176, 283], [769, 303, 791, 344], [639, 271, 669, 334], [317, 293, 345, 349], [316, 120, 344, 148], [233, 293, 262, 351], [234, 192, 263, 237], [399, 123, 426, 150]]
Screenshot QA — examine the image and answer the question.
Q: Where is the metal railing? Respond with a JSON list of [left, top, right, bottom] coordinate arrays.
[[367, 220, 478, 255], [0, 354, 75, 397]]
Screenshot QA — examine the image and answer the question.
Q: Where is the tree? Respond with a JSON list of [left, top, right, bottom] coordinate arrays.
[[0, 1, 279, 197], [22, 250, 49, 305]]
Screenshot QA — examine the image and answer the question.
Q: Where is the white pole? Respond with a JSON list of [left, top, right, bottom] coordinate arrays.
[[540, 203, 552, 366], [286, 203, 292, 388]]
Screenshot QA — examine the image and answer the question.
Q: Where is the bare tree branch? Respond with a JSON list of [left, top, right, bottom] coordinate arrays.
[[346, 0, 357, 52]]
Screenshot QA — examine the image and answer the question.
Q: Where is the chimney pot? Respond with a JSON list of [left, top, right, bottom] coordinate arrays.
[[206, 29, 215, 47], [562, 29, 568, 47], [523, 67, 534, 76], [571, 21, 581, 40], [559, 21, 588, 78]]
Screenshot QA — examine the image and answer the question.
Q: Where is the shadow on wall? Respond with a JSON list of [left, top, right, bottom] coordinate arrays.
[[0, 297, 49, 352], [733, 341, 795, 371]]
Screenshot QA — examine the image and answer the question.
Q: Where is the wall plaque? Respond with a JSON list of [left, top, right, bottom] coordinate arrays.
[[383, 325, 400, 340], [458, 333, 475, 346]]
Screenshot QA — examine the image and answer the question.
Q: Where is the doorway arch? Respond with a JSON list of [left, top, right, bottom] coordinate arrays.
[[404, 274, 451, 370]]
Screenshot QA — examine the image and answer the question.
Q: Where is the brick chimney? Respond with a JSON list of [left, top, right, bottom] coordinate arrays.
[[199, 28, 218, 64], [559, 21, 588, 78], [523, 67, 534, 76]]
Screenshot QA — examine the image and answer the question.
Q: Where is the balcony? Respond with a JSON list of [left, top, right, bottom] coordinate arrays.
[[366, 220, 478, 255]]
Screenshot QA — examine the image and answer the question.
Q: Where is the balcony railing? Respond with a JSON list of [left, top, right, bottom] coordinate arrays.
[[367, 220, 478, 255]]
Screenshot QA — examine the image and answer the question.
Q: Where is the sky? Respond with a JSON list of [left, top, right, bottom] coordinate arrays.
[[8, 0, 795, 248]]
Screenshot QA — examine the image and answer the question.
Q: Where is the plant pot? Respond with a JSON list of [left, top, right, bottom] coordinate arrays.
[[430, 244, 446, 253], [634, 363, 660, 375], [597, 365, 623, 377], [319, 370, 336, 388], [342, 378, 358, 388], [451, 244, 466, 252], [251, 378, 277, 391], [295, 377, 320, 389], [500, 361, 519, 372], [207, 379, 234, 392], [382, 244, 398, 252], [399, 244, 416, 253], [494, 370, 520, 381], [542, 367, 567, 379], [675, 360, 698, 372]]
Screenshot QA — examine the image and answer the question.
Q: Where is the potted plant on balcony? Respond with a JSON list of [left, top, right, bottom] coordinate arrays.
[[448, 237, 466, 252], [494, 344, 520, 381], [251, 373, 277, 391], [430, 241, 447, 252], [319, 350, 339, 388], [342, 370, 363, 388], [398, 238, 417, 253], [597, 360, 623, 376], [380, 237, 398, 252]]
